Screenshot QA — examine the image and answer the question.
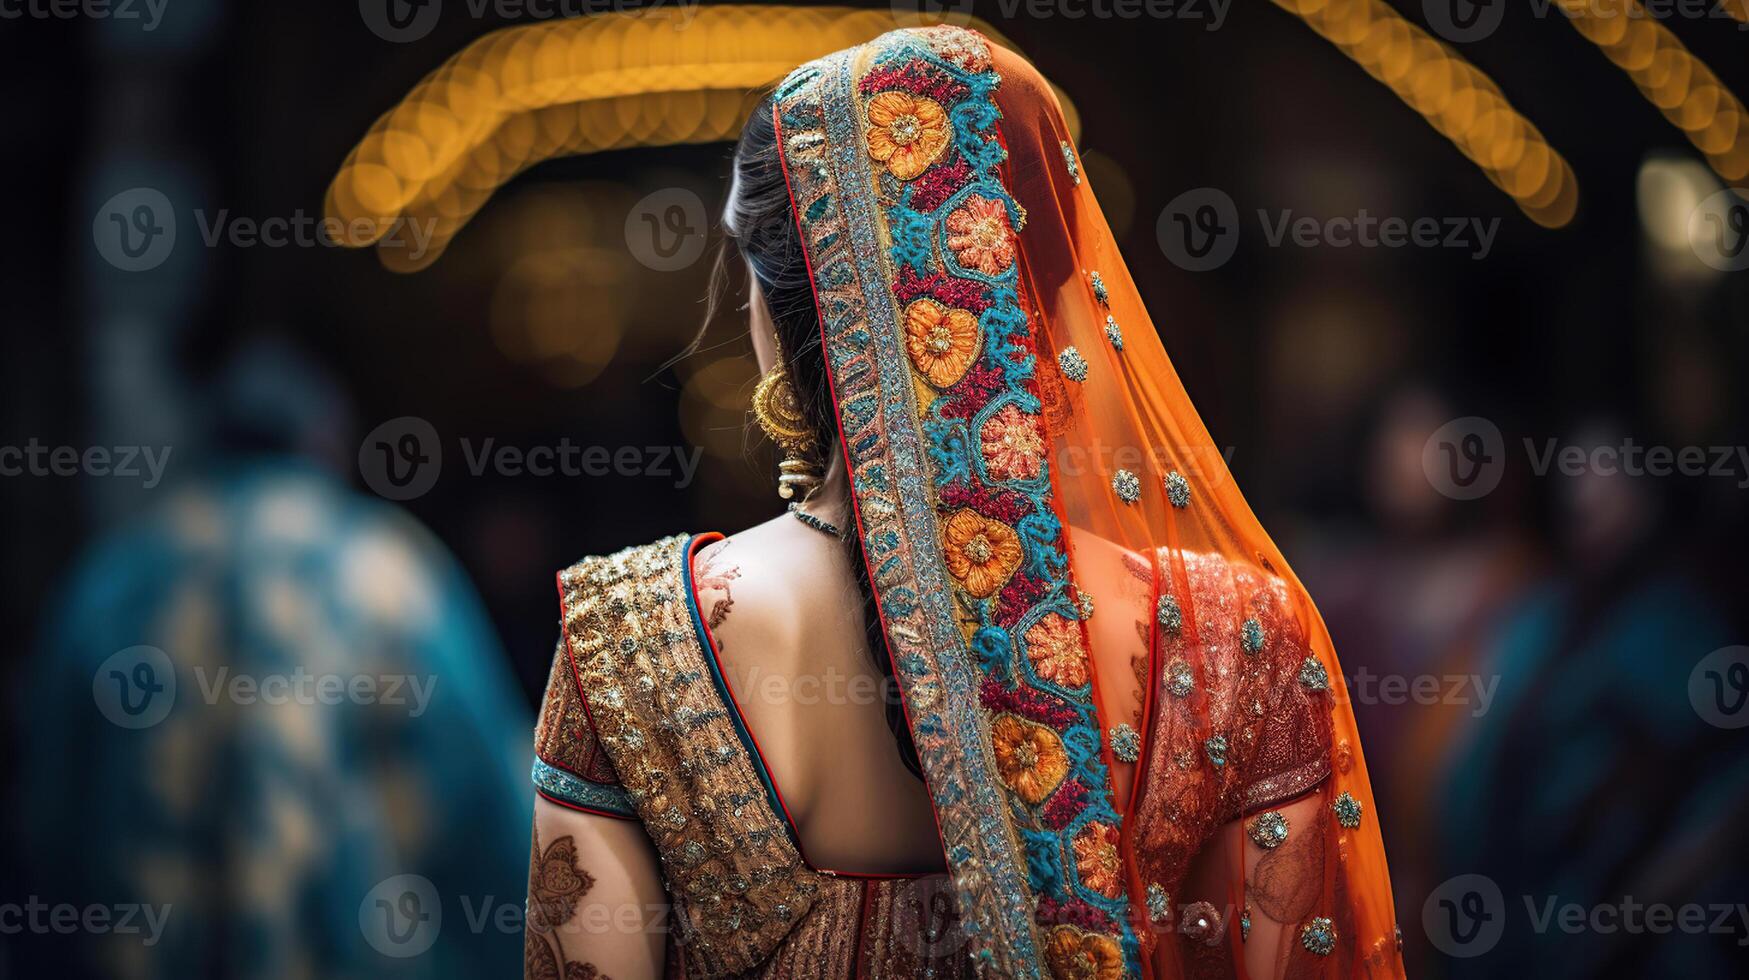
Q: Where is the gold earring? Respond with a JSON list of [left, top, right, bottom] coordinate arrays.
[[751, 350, 822, 500]]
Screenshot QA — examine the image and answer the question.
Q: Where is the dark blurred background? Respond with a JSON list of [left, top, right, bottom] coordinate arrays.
[[2, 1, 1746, 978]]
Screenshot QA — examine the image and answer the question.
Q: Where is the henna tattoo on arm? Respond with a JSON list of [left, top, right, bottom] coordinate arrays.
[[526, 831, 616, 980]]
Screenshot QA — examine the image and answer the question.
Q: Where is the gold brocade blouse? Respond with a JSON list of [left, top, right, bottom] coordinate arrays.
[[532, 534, 974, 980], [532, 533, 1334, 979]]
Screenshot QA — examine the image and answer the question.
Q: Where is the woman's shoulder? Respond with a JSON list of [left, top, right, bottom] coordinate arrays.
[[693, 513, 863, 673]]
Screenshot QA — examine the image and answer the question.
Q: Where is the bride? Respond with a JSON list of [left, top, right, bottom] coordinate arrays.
[[524, 24, 1403, 980]]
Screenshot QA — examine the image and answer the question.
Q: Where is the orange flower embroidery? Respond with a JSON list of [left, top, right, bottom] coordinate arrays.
[[991, 713, 1069, 804], [981, 403, 1045, 481], [1044, 926, 1126, 980], [865, 91, 951, 181], [1025, 613, 1088, 688], [946, 196, 1016, 276], [941, 509, 1022, 598], [1072, 822, 1124, 899], [904, 299, 981, 388]]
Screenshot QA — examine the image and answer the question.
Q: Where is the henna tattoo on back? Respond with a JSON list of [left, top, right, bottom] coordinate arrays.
[[694, 540, 741, 632], [526, 830, 616, 980], [1249, 807, 1324, 924]]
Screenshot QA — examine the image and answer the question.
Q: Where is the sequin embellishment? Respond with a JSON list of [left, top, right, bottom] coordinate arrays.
[[1245, 810, 1289, 849], [1060, 140, 1081, 185], [1077, 590, 1096, 620], [1301, 916, 1337, 956], [1164, 470, 1191, 508], [1146, 883, 1171, 923], [1157, 594, 1183, 633], [1180, 901, 1224, 947], [1058, 346, 1089, 383], [1165, 657, 1195, 697], [1299, 655, 1330, 691], [1109, 723, 1141, 763], [1113, 469, 1141, 504], [1104, 315, 1124, 351], [1241, 905, 1252, 942], [1089, 270, 1108, 306], [1333, 791, 1363, 829], [1241, 617, 1265, 654], [1204, 734, 1229, 768]]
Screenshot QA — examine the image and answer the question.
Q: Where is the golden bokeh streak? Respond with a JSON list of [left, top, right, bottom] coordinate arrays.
[[1553, 0, 1749, 185], [1272, 0, 1580, 227], [326, 6, 1060, 270]]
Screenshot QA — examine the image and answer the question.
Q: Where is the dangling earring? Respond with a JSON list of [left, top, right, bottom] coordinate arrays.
[[751, 340, 822, 500]]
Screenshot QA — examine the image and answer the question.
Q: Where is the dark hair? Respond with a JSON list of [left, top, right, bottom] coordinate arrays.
[[720, 94, 923, 779]]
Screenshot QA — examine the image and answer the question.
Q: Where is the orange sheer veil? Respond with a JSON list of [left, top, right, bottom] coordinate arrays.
[[774, 25, 1402, 979]]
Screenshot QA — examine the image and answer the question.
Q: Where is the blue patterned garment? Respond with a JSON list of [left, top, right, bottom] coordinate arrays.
[[16, 461, 533, 979]]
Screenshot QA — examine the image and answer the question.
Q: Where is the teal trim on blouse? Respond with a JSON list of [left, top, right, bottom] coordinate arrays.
[[531, 757, 635, 818]]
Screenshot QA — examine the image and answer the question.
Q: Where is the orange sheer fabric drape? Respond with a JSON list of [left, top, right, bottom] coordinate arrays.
[[990, 44, 1404, 979]]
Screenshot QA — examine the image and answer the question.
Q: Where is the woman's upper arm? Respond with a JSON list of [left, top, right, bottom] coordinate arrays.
[[526, 795, 668, 980]]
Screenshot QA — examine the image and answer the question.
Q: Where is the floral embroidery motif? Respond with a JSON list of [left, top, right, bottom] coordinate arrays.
[[1241, 617, 1265, 654], [1103, 315, 1123, 351], [1088, 270, 1108, 306], [1072, 821, 1125, 899], [945, 196, 1017, 276], [1333, 791, 1364, 829], [1241, 904, 1252, 941], [1157, 594, 1183, 633], [1299, 655, 1330, 691], [1109, 723, 1141, 763], [1060, 140, 1081, 185], [1301, 916, 1337, 956], [1205, 734, 1229, 768], [1164, 470, 1191, 508], [1146, 884, 1171, 923], [865, 91, 950, 180], [1179, 900, 1224, 947], [1246, 810, 1290, 849], [1026, 613, 1091, 688], [904, 298, 981, 388], [1165, 657, 1195, 697], [980, 403, 1046, 481], [992, 713, 1070, 804], [1045, 927, 1126, 980], [941, 509, 1023, 598], [1058, 346, 1089, 383], [1112, 469, 1141, 504]]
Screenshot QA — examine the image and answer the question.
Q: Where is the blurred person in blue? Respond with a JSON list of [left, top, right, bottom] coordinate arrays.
[[13, 337, 534, 979], [1431, 423, 1744, 978]]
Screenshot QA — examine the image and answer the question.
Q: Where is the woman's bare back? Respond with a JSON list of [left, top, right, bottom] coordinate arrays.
[[693, 512, 945, 876]]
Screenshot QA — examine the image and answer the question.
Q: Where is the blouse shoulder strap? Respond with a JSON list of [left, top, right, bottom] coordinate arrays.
[[554, 533, 821, 977]]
